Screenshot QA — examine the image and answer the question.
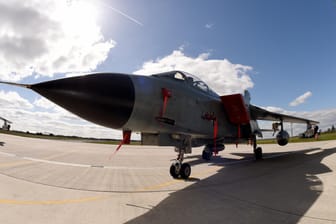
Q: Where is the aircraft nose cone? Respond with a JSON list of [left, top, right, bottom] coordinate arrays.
[[31, 73, 135, 129]]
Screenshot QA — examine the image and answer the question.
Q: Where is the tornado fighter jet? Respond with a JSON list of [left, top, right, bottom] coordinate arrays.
[[0, 71, 318, 179], [0, 116, 12, 131]]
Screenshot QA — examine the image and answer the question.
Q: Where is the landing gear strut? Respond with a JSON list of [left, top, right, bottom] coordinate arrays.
[[252, 135, 263, 160], [170, 148, 191, 179]]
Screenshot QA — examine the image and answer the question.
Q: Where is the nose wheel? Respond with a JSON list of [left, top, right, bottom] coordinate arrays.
[[170, 162, 191, 179], [169, 162, 180, 178], [169, 147, 191, 179]]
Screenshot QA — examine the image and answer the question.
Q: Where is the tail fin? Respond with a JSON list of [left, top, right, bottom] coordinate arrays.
[[243, 90, 251, 106]]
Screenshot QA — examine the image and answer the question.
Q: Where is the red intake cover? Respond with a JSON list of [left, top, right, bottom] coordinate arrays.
[[220, 94, 250, 124]]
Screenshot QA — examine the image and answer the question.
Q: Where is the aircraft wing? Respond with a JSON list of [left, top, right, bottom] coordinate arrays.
[[249, 105, 319, 124], [0, 116, 12, 123]]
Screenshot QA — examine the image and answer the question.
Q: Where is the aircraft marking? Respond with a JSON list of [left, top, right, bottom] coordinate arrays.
[[0, 148, 316, 208], [0, 151, 167, 170], [0, 149, 296, 173]]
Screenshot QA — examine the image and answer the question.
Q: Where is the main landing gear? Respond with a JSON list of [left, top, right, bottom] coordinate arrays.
[[202, 148, 212, 161], [252, 135, 263, 160], [170, 148, 191, 179], [201, 144, 225, 161]]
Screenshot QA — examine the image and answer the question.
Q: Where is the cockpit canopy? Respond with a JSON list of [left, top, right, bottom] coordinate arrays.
[[152, 71, 218, 97]]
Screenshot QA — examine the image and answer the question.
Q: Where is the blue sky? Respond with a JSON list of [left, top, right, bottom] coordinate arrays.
[[102, 0, 336, 110], [0, 0, 335, 138]]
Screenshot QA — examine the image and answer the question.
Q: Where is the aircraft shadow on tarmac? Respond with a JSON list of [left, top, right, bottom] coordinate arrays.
[[127, 147, 336, 224], [184, 154, 249, 167]]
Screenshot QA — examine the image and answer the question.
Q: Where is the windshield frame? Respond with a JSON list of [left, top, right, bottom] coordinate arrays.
[[152, 71, 218, 97]]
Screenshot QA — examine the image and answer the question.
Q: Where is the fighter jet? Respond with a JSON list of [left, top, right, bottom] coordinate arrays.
[[0, 116, 12, 131], [0, 71, 318, 179]]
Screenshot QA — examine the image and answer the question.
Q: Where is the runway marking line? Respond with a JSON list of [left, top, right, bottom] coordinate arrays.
[[140, 179, 181, 191], [0, 149, 311, 206], [0, 151, 75, 168], [0, 151, 167, 170], [0, 148, 295, 193]]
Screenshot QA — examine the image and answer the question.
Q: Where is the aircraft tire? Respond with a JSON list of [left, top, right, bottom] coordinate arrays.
[[180, 163, 191, 179], [254, 147, 263, 160], [202, 150, 212, 161], [169, 164, 179, 178]]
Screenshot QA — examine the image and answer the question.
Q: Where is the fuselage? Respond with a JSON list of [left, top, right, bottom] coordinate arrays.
[[28, 71, 252, 147], [124, 72, 232, 137]]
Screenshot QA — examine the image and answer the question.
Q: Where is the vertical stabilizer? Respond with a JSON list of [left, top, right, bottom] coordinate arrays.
[[243, 90, 251, 106]]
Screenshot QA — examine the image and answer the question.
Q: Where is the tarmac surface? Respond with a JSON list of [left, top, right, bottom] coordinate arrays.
[[0, 133, 336, 224]]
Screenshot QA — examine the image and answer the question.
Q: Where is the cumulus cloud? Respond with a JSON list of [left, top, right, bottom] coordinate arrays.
[[0, 90, 33, 109], [0, 0, 115, 81], [33, 97, 56, 110], [289, 91, 312, 107], [134, 50, 254, 95]]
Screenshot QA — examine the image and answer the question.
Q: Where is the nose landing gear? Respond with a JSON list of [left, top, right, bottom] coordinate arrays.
[[169, 148, 191, 179], [170, 136, 192, 179]]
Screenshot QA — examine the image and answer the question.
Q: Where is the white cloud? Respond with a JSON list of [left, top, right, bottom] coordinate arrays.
[[33, 97, 56, 110], [0, 90, 33, 109], [0, 0, 115, 81], [205, 23, 214, 29], [134, 49, 254, 95], [289, 91, 312, 107]]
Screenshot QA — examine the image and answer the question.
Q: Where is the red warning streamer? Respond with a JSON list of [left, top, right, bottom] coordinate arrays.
[[109, 130, 131, 159], [160, 88, 172, 117], [213, 118, 218, 155]]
